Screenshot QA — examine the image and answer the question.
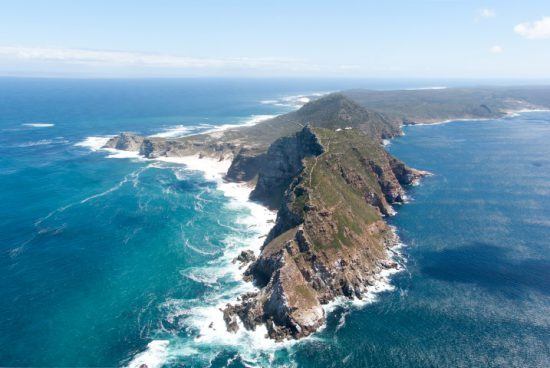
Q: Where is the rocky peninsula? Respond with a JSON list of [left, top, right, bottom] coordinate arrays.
[[104, 87, 550, 340]]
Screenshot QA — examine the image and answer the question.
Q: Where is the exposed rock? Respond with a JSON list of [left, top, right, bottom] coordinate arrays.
[[222, 306, 239, 333], [388, 156, 429, 185], [226, 148, 265, 182], [380, 259, 398, 269], [104, 132, 144, 151], [249, 125, 324, 209], [233, 250, 256, 267], [100, 94, 431, 341]]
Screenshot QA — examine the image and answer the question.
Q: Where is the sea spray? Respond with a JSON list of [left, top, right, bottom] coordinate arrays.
[[125, 155, 283, 367], [151, 115, 277, 139], [76, 139, 283, 365]]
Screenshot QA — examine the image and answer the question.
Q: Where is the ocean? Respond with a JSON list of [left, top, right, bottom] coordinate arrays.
[[0, 78, 548, 367]]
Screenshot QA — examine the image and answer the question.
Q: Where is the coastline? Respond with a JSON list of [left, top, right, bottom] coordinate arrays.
[[75, 92, 547, 368], [407, 107, 550, 127], [75, 95, 431, 367], [77, 122, 416, 368], [75, 119, 287, 367], [5, 78, 550, 368]]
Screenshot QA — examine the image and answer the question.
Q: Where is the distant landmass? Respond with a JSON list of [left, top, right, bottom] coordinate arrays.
[[104, 86, 550, 340]]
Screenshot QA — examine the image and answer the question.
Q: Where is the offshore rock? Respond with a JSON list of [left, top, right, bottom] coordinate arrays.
[[233, 250, 256, 268], [104, 132, 144, 151]]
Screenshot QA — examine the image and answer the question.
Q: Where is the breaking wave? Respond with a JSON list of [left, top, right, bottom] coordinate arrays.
[[22, 123, 55, 128], [14, 137, 69, 148], [260, 92, 329, 108], [151, 115, 276, 139]]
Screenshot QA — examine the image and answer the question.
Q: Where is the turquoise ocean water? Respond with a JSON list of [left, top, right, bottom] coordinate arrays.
[[0, 78, 548, 367]]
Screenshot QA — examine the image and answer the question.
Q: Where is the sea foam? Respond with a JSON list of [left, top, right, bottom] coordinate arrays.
[[124, 154, 280, 367], [77, 132, 282, 365], [86, 103, 403, 366], [127, 340, 170, 368], [22, 123, 55, 128], [260, 92, 329, 108], [151, 115, 276, 139], [74, 136, 113, 151]]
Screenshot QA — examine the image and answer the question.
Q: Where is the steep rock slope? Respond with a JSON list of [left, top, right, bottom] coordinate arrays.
[[102, 97, 427, 341], [224, 126, 425, 340], [248, 126, 324, 209], [225, 94, 400, 184]]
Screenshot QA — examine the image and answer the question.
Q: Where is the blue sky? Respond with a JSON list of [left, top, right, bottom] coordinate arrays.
[[0, 0, 549, 78]]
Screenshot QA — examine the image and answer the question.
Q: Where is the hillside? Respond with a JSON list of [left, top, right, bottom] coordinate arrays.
[[220, 93, 401, 149], [344, 86, 550, 124]]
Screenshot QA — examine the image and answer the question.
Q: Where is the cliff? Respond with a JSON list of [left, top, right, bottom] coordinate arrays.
[[223, 126, 425, 340], [103, 118, 424, 341], [248, 126, 324, 209]]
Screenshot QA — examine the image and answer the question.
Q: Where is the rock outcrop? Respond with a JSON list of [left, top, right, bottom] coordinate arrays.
[[225, 148, 265, 182], [103, 132, 144, 151], [104, 132, 238, 160]]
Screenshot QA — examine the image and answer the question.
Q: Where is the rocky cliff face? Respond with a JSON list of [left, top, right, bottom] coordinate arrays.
[[225, 148, 265, 182], [223, 126, 425, 340], [249, 125, 324, 209]]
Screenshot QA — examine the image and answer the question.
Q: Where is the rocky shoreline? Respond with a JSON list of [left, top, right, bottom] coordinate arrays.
[[103, 94, 426, 340], [218, 125, 425, 340], [103, 87, 550, 341]]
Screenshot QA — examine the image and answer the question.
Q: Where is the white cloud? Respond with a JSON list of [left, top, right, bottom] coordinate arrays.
[[514, 16, 550, 39], [0, 46, 311, 71], [489, 45, 503, 53], [478, 8, 496, 19]]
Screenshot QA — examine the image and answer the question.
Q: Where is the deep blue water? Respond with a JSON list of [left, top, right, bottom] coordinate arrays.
[[288, 114, 550, 368], [0, 78, 549, 367]]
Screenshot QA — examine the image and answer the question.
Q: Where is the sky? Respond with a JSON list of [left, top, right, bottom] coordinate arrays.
[[0, 0, 549, 78]]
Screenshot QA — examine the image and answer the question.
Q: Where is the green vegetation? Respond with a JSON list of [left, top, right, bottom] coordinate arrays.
[[296, 127, 388, 250], [293, 284, 318, 307], [344, 86, 550, 123]]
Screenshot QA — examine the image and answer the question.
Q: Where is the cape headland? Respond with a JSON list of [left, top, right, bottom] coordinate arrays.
[[104, 87, 550, 340]]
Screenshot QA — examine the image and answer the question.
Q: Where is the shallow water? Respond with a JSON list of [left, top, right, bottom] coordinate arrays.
[[0, 78, 548, 367]]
